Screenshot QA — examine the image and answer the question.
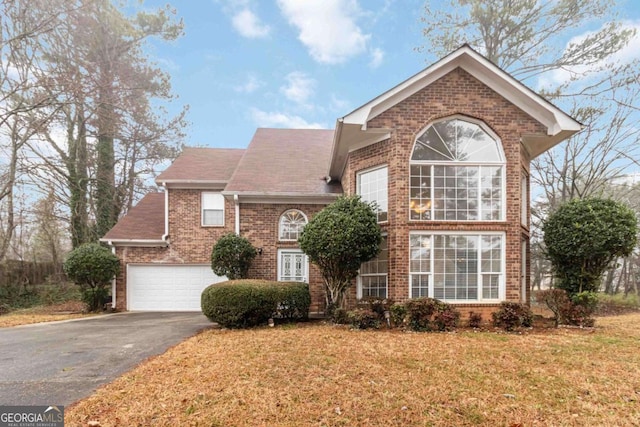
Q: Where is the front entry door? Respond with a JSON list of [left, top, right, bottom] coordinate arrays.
[[278, 249, 308, 282]]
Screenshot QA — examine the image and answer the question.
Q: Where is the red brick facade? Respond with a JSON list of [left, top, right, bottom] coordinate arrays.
[[342, 68, 540, 312], [112, 66, 553, 316]]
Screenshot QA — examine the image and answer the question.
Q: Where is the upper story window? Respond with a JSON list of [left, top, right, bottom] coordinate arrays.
[[357, 166, 388, 222], [410, 117, 505, 221], [279, 209, 308, 241], [202, 192, 225, 226]]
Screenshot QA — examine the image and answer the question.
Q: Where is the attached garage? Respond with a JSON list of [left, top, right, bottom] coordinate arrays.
[[127, 264, 225, 311]]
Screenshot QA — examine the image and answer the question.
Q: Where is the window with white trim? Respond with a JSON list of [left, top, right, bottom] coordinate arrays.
[[279, 209, 308, 241], [357, 166, 388, 222], [278, 249, 308, 282], [359, 235, 388, 299], [202, 193, 225, 226], [410, 117, 504, 221], [410, 233, 504, 302]]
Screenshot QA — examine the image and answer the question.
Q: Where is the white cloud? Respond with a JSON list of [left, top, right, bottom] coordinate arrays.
[[250, 108, 324, 129], [539, 20, 640, 88], [369, 47, 384, 68], [231, 8, 271, 39], [234, 74, 263, 93], [329, 94, 351, 112], [277, 0, 371, 64], [280, 72, 316, 104]]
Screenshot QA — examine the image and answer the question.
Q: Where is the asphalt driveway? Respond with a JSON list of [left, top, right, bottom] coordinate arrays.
[[0, 312, 213, 406]]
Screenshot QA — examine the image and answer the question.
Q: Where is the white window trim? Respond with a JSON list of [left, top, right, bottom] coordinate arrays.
[[277, 249, 309, 283], [356, 164, 389, 224], [409, 116, 507, 222], [278, 209, 308, 241], [201, 192, 225, 227], [357, 234, 388, 299], [408, 164, 506, 222], [408, 231, 506, 304]]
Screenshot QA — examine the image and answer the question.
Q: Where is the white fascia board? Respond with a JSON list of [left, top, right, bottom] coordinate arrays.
[[341, 46, 581, 137], [157, 180, 227, 190], [223, 192, 341, 205], [99, 238, 168, 247]]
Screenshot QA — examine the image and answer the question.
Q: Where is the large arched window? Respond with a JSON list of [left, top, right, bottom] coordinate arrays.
[[278, 209, 308, 241], [410, 117, 505, 221]]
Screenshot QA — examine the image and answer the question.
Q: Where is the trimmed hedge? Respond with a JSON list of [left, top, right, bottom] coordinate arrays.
[[201, 280, 310, 328]]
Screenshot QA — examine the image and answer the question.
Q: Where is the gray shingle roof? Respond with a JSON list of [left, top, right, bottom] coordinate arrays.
[[225, 128, 341, 195], [102, 193, 165, 241]]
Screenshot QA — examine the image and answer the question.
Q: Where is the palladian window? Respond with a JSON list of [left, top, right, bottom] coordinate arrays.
[[278, 209, 308, 241], [410, 117, 505, 221]]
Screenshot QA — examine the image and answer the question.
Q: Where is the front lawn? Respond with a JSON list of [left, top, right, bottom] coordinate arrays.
[[67, 314, 640, 426], [0, 301, 94, 327]]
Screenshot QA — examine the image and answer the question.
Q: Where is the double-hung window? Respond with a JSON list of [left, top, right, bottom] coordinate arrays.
[[357, 166, 388, 222], [410, 117, 505, 221], [202, 193, 225, 226], [410, 233, 504, 302]]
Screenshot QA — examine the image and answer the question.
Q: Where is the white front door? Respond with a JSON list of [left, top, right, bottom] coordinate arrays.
[[278, 249, 308, 282]]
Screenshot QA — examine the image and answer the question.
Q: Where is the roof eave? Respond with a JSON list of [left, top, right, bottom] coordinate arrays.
[[329, 45, 582, 177], [100, 238, 168, 247], [222, 191, 341, 204], [158, 179, 228, 190]]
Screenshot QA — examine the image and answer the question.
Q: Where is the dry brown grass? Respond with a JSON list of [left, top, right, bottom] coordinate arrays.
[[66, 315, 640, 427], [0, 301, 94, 327]]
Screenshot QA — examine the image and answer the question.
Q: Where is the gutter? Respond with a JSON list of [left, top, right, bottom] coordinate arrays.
[[234, 194, 240, 235], [162, 183, 169, 243]]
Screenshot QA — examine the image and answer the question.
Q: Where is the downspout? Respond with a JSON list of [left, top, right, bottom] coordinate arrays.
[[109, 241, 116, 309], [161, 184, 169, 242], [234, 194, 240, 235]]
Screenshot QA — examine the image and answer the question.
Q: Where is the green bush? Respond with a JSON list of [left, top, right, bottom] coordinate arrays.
[[210, 234, 257, 280], [298, 196, 382, 313], [347, 308, 381, 329], [468, 311, 483, 328], [405, 298, 460, 332], [492, 302, 533, 331], [201, 280, 310, 328], [389, 303, 407, 327], [63, 243, 119, 312], [536, 289, 598, 327], [543, 198, 637, 296], [331, 307, 350, 325]]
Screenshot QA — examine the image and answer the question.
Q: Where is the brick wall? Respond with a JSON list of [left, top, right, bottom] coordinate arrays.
[[344, 67, 541, 309], [240, 203, 329, 313]]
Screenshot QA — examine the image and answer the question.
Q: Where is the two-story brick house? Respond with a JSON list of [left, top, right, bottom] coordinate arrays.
[[102, 45, 581, 316]]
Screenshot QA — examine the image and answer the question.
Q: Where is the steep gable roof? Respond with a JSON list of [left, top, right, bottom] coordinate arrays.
[[224, 128, 341, 200], [101, 192, 166, 245], [156, 147, 245, 188], [329, 44, 582, 179]]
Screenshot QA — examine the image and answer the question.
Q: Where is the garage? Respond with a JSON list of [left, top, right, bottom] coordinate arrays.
[[127, 264, 226, 311]]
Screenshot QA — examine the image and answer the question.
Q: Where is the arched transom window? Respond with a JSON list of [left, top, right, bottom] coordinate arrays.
[[279, 209, 308, 241], [410, 117, 505, 221]]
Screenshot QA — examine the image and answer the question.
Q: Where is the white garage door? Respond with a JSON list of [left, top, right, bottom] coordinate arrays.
[[127, 265, 226, 311]]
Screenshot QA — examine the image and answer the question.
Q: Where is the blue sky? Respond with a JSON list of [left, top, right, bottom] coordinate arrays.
[[142, 0, 640, 150]]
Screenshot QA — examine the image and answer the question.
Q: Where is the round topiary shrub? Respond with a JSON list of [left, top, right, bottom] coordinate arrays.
[[543, 198, 637, 296], [210, 234, 257, 280], [201, 280, 310, 328], [63, 243, 120, 312]]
